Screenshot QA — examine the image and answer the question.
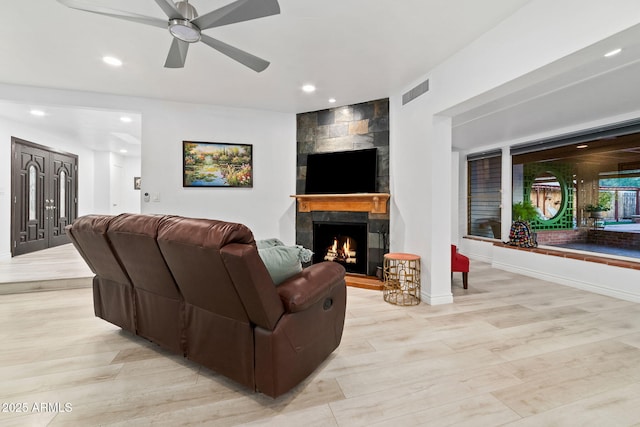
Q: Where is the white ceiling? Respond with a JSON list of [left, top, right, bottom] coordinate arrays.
[[447, 23, 640, 151], [0, 0, 533, 156], [1, 0, 639, 156], [0, 0, 532, 112], [0, 101, 142, 156]]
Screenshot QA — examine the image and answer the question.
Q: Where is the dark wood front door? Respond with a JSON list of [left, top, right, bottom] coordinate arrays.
[[11, 137, 78, 256]]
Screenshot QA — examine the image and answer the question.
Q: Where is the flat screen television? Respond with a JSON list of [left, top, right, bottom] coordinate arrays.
[[305, 148, 377, 194]]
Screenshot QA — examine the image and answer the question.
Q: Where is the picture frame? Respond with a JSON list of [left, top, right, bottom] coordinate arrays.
[[183, 141, 253, 187], [134, 176, 141, 190]]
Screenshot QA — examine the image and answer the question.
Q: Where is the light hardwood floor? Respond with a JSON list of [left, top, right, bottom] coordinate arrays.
[[2, 253, 640, 425], [0, 244, 92, 294]]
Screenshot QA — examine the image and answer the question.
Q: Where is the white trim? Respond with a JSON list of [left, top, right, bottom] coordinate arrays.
[[421, 291, 454, 305], [493, 260, 640, 303], [492, 246, 640, 303]]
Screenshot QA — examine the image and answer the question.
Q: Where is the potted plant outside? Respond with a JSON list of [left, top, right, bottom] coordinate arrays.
[[512, 200, 538, 223], [585, 192, 613, 219]]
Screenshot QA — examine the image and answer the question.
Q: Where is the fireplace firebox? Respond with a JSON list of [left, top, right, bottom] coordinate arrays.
[[313, 222, 368, 274]]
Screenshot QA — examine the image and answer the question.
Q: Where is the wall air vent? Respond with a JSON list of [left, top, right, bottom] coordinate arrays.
[[402, 79, 429, 105]]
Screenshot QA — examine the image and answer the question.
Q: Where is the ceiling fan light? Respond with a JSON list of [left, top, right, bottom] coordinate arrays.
[[168, 19, 201, 43]]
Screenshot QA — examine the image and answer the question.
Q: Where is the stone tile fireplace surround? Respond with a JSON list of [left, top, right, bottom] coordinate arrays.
[[295, 99, 390, 276]]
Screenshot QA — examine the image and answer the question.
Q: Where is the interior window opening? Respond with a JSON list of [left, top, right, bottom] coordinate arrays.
[[511, 131, 640, 259]]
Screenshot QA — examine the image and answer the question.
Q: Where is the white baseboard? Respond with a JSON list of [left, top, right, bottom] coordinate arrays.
[[492, 259, 640, 303], [421, 291, 454, 305], [469, 253, 493, 263]]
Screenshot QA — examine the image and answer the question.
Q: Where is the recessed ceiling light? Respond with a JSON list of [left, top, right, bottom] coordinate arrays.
[[120, 116, 132, 123], [119, 149, 128, 153], [576, 144, 588, 149], [328, 98, 336, 103], [30, 109, 46, 117], [604, 48, 622, 58], [103, 56, 123, 67], [302, 84, 316, 93]]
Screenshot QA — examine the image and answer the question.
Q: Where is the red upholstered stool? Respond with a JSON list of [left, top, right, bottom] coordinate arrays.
[[451, 245, 469, 289]]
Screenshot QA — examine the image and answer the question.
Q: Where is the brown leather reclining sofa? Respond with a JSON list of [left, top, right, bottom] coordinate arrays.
[[66, 213, 346, 398]]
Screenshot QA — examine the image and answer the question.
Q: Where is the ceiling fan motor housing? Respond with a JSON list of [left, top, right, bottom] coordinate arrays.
[[175, 1, 198, 21], [169, 1, 200, 43]]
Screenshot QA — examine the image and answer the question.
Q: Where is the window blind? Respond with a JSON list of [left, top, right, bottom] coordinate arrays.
[[468, 154, 502, 239]]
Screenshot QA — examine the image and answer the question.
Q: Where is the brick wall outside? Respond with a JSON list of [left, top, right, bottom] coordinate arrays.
[[588, 230, 640, 249], [536, 229, 588, 245]]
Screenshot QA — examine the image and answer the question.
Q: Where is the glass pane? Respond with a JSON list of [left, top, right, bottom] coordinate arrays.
[[28, 165, 37, 221], [511, 132, 640, 258], [468, 156, 502, 239], [60, 170, 66, 218], [531, 172, 562, 220]]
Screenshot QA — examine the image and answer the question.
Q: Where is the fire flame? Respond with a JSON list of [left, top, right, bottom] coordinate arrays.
[[327, 237, 354, 262]]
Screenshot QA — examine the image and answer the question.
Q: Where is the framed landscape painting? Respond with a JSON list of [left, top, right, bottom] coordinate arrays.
[[183, 141, 253, 187]]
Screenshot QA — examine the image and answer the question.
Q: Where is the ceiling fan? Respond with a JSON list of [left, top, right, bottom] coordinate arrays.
[[57, 0, 280, 72]]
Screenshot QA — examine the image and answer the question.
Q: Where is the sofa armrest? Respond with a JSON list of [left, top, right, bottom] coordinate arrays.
[[276, 262, 345, 313]]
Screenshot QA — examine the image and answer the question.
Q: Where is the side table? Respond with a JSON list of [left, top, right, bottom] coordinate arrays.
[[383, 252, 421, 305]]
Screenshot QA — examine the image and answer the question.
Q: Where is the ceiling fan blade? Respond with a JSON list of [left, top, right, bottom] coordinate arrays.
[[153, 0, 184, 20], [192, 0, 280, 30], [200, 34, 269, 72], [57, 0, 167, 29], [164, 38, 189, 68]]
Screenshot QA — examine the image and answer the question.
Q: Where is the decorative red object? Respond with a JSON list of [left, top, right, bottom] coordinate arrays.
[[451, 244, 469, 289]]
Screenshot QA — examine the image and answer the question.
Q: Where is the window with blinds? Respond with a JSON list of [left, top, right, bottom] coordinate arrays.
[[468, 153, 502, 239]]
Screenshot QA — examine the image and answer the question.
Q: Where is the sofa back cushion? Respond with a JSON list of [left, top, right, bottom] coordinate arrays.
[[157, 216, 255, 322], [107, 213, 181, 299], [107, 213, 185, 353], [66, 215, 135, 331], [66, 215, 130, 285]]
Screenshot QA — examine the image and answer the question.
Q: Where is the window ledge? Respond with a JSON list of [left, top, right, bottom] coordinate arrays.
[[494, 243, 640, 270], [463, 235, 501, 243]]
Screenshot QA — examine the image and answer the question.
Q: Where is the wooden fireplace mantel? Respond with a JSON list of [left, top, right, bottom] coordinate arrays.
[[291, 193, 390, 214]]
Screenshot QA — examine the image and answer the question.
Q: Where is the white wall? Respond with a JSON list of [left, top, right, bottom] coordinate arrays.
[[0, 84, 297, 257], [138, 100, 296, 243], [92, 151, 111, 215], [120, 155, 142, 214], [391, 0, 640, 304], [108, 152, 141, 215]]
